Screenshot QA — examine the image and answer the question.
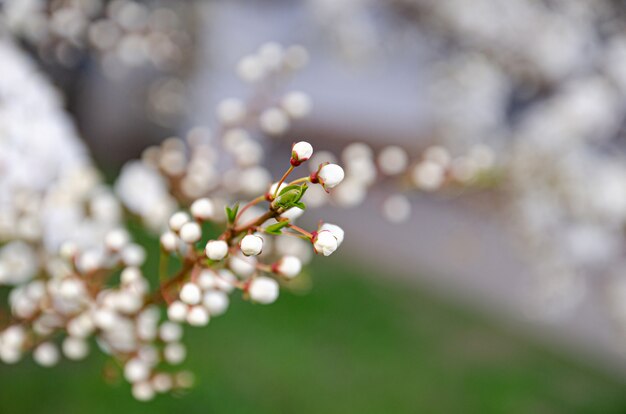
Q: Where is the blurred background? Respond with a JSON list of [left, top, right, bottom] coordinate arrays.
[[3, 0, 626, 412]]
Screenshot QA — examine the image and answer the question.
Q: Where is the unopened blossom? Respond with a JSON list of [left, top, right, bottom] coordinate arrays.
[[412, 160, 445, 191], [132, 382, 155, 401], [205, 240, 228, 261], [240, 234, 263, 256], [228, 254, 257, 277], [62, 337, 89, 360], [316, 164, 345, 189], [169, 212, 190, 232], [190, 198, 214, 221], [164, 342, 186, 364], [259, 107, 289, 135], [104, 229, 130, 251], [121, 244, 146, 267], [236, 54, 266, 83], [318, 223, 345, 246], [167, 301, 188, 322], [291, 141, 314, 166], [248, 277, 279, 304], [179, 222, 202, 244], [378, 146, 409, 176], [160, 231, 178, 252], [159, 322, 183, 343], [282, 91, 312, 118], [186, 306, 209, 326], [216, 98, 246, 125], [179, 283, 202, 305], [313, 230, 339, 256], [274, 255, 302, 278], [202, 291, 229, 316], [33, 342, 59, 367]]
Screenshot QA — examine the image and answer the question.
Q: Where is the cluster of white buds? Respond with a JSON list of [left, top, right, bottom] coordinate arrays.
[[234, 43, 311, 136], [0, 140, 346, 401], [300, 140, 497, 224], [2, 0, 196, 74], [115, 44, 313, 231], [0, 223, 200, 400]]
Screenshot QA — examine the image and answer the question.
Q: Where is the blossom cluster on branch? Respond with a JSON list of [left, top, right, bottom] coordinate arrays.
[[0, 139, 345, 400]]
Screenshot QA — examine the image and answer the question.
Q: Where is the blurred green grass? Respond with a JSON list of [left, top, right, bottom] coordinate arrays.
[[1, 247, 625, 413]]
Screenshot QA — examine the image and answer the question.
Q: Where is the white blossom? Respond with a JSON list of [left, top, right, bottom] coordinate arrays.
[[275, 256, 302, 279], [240, 234, 263, 256], [317, 164, 345, 189], [313, 230, 339, 256], [205, 240, 229, 261], [248, 277, 279, 304]]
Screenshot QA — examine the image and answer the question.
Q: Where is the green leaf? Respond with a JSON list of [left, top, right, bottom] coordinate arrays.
[[225, 203, 240, 224], [264, 221, 290, 235], [274, 183, 308, 210]]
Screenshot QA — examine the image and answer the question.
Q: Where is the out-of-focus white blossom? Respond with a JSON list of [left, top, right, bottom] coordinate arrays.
[[248, 277, 279, 304]]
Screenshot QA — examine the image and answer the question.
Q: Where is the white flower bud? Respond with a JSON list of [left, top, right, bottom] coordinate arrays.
[[104, 229, 130, 251], [152, 373, 173, 393], [228, 255, 257, 277], [92, 308, 117, 330], [216, 269, 237, 292], [33, 342, 59, 367], [282, 92, 312, 118], [121, 244, 146, 267], [169, 211, 190, 232], [125, 358, 150, 383], [0, 346, 21, 364], [216, 98, 246, 125], [313, 230, 338, 256], [2, 326, 25, 348], [186, 306, 210, 326], [291, 141, 313, 165], [164, 342, 186, 364], [236, 55, 266, 82], [197, 269, 217, 290], [67, 313, 95, 338], [317, 164, 345, 189], [275, 255, 302, 278], [240, 234, 263, 256], [423, 145, 451, 167], [205, 240, 229, 261], [378, 146, 408, 176], [259, 107, 289, 135], [248, 277, 279, 304], [160, 231, 178, 252], [258, 42, 284, 71], [132, 381, 155, 401], [62, 337, 89, 360], [159, 322, 183, 343], [121, 267, 142, 284], [167, 301, 188, 322], [412, 160, 445, 191], [179, 283, 202, 305], [190, 198, 214, 220], [77, 249, 103, 274], [202, 290, 229, 316], [318, 223, 345, 246], [179, 222, 202, 244], [59, 241, 78, 261]]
